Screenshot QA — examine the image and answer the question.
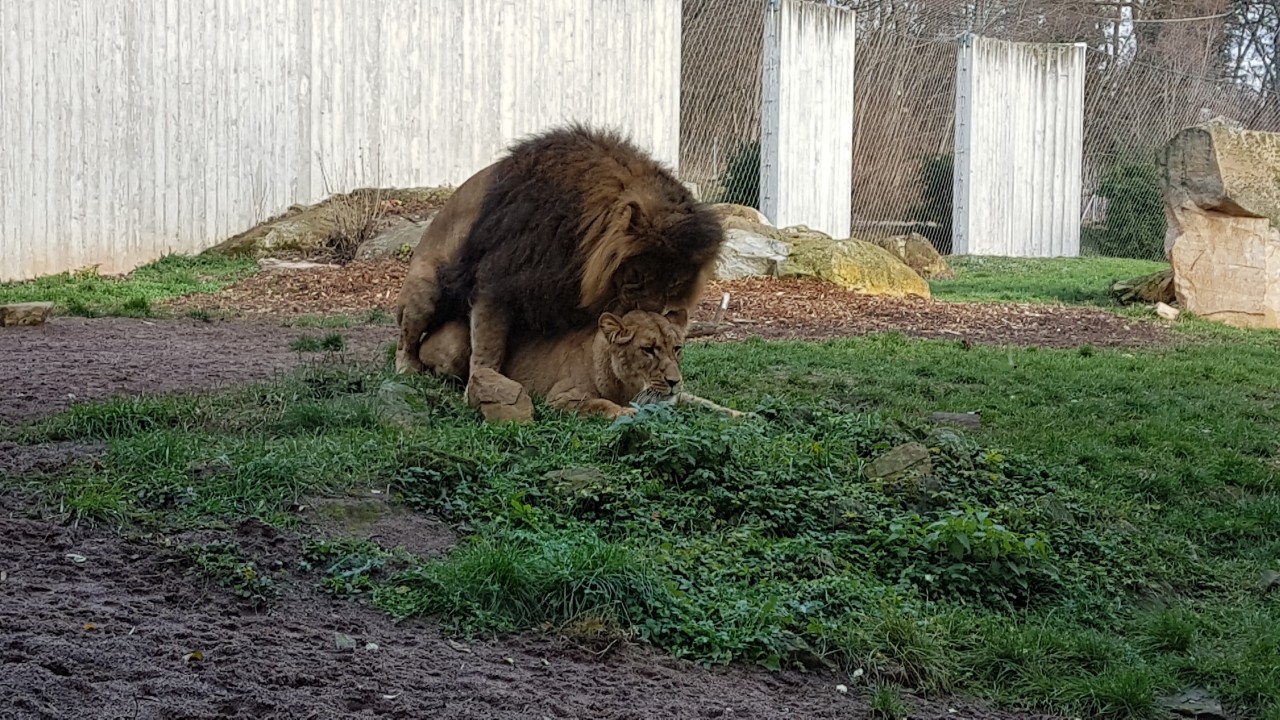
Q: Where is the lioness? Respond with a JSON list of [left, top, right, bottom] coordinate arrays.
[[418, 308, 745, 421]]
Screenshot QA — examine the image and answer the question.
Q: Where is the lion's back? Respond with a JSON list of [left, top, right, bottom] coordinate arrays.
[[436, 124, 718, 336]]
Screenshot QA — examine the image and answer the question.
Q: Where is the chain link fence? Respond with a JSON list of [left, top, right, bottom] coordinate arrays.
[[679, 0, 1280, 261], [679, 0, 765, 209]]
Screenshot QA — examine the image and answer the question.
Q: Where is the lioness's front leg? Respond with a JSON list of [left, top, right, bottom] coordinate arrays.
[[552, 395, 637, 420], [676, 392, 753, 419]]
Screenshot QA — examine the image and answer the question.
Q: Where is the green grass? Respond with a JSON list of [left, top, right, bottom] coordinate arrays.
[[931, 256, 1169, 306], [5, 327, 1277, 719], [291, 333, 347, 353], [4, 255, 1279, 718], [0, 253, 256, 317]]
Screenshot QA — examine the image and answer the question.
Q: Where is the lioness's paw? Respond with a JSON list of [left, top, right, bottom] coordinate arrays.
[[394, 346, 424, 374]]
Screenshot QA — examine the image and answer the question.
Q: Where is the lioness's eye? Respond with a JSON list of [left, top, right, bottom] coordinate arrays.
[[643, 346, 657, 356], [674, 346, 683, 354]]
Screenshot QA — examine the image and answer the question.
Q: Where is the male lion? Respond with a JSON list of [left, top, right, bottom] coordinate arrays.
[[394, 124, 725, 411], [417, 308, 746, 421]]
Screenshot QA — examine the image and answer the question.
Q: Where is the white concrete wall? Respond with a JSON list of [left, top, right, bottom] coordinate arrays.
[[760, 0, 855, 238], [0, 0, 683, 282], [952, 34, 1086, 257]]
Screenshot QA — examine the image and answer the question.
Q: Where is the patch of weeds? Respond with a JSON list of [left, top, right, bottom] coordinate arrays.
[[1140, 607, 1198, 653], [118, 296, 153, 317], [324, 188, 386, 264], [187, 308, 213, 323], [362, 307, 393, 325], [376, 529, 672, 636], [301, 538, 396, 597], [18, 395, 208, 442], [274, 397, 379, 433], [823, 601, 956, 691], [184, 540, 281, 608], [291, 333, 346, 353], [868, 683, 909, 720]]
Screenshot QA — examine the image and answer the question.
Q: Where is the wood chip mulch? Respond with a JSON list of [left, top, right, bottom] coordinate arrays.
[[164, 259, 1172, 349]]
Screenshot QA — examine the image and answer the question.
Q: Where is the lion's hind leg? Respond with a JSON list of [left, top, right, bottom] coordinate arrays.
[[395, 264, 445, 375]]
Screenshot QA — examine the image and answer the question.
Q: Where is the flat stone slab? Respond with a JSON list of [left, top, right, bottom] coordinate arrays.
[[1, 302, 55, 327]]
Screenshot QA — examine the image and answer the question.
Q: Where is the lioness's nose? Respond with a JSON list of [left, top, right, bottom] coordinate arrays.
[[666, 378, 680, 391]]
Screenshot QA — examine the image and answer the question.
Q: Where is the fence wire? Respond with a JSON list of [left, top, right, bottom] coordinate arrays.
[[679, 0, 765, 209], [679, 0, 1280, 261]]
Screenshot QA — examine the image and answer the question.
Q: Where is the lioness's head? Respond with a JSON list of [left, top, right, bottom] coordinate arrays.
[[596, 308, 688, 405]]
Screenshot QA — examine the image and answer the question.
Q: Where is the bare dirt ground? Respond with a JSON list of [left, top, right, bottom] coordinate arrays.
[[0, 316, 394, 425], [0, 483, 1062, 720], [0, 261, 1146, 719], [166, 259, 1172, 349]]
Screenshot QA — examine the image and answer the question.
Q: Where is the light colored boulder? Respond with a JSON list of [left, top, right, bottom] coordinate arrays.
[[783, 238, 932, 299], [710, 202, 773, 227], [777, 225, 930, 298], [869, 233, 955, 280], [355, 214, 435, 261], [707, 221, 931, 297], [1159, 120, 1280, 329], [715, 228, 790, 280], [0, 301, 55, 327]]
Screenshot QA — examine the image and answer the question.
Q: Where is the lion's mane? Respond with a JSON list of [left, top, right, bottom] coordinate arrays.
[[435, 123, 724, 338]]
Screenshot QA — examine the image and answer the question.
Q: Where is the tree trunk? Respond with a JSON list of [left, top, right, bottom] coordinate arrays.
[[1110, 268, 1175, 305]]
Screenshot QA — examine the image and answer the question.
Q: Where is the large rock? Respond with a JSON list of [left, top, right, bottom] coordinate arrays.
[[709, 202, 774, 227], [869, 233, 955, 280], [209, 187, 453, 258], [782, 227, 931, 299], [709, 221, 931, 297], [0, 302, 55, 327], [355, 214, 435, 261], [715, 227, 790, 280], [1160, 120, 1280, 329], [1110, 269, 1176, 306]]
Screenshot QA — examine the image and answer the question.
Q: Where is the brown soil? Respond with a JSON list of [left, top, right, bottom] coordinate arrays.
[[164, 259, 1171, 349], [0, 490, 1061, 720], [694, 278, 1170, 349]]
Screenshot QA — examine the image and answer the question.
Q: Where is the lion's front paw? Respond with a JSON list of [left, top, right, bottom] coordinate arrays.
[[466, 369, 534, 423]]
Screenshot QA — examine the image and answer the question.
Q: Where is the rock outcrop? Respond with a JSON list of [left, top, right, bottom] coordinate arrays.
[[209, 187, 452, 259], [868, 233, 955, 280], [710, 219, 931, 298], [715, 228, 790, 280], [1159, 119, 1280, 329], [0, 302, 55, 327]]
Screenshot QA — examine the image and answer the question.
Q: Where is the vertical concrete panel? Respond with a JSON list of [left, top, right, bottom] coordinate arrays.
[[760, 0, 855, 238], [952, 34, 1086, 257], [0, 0, 683, 282]]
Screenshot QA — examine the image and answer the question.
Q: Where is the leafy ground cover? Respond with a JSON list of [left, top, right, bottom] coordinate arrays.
[[3, 252, 1274, 718], [7, 320, 1277, 718]]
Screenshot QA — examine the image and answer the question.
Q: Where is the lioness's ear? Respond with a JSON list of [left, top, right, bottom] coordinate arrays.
[[663, 307, 689, 328], [599, 313, 634, 343]]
